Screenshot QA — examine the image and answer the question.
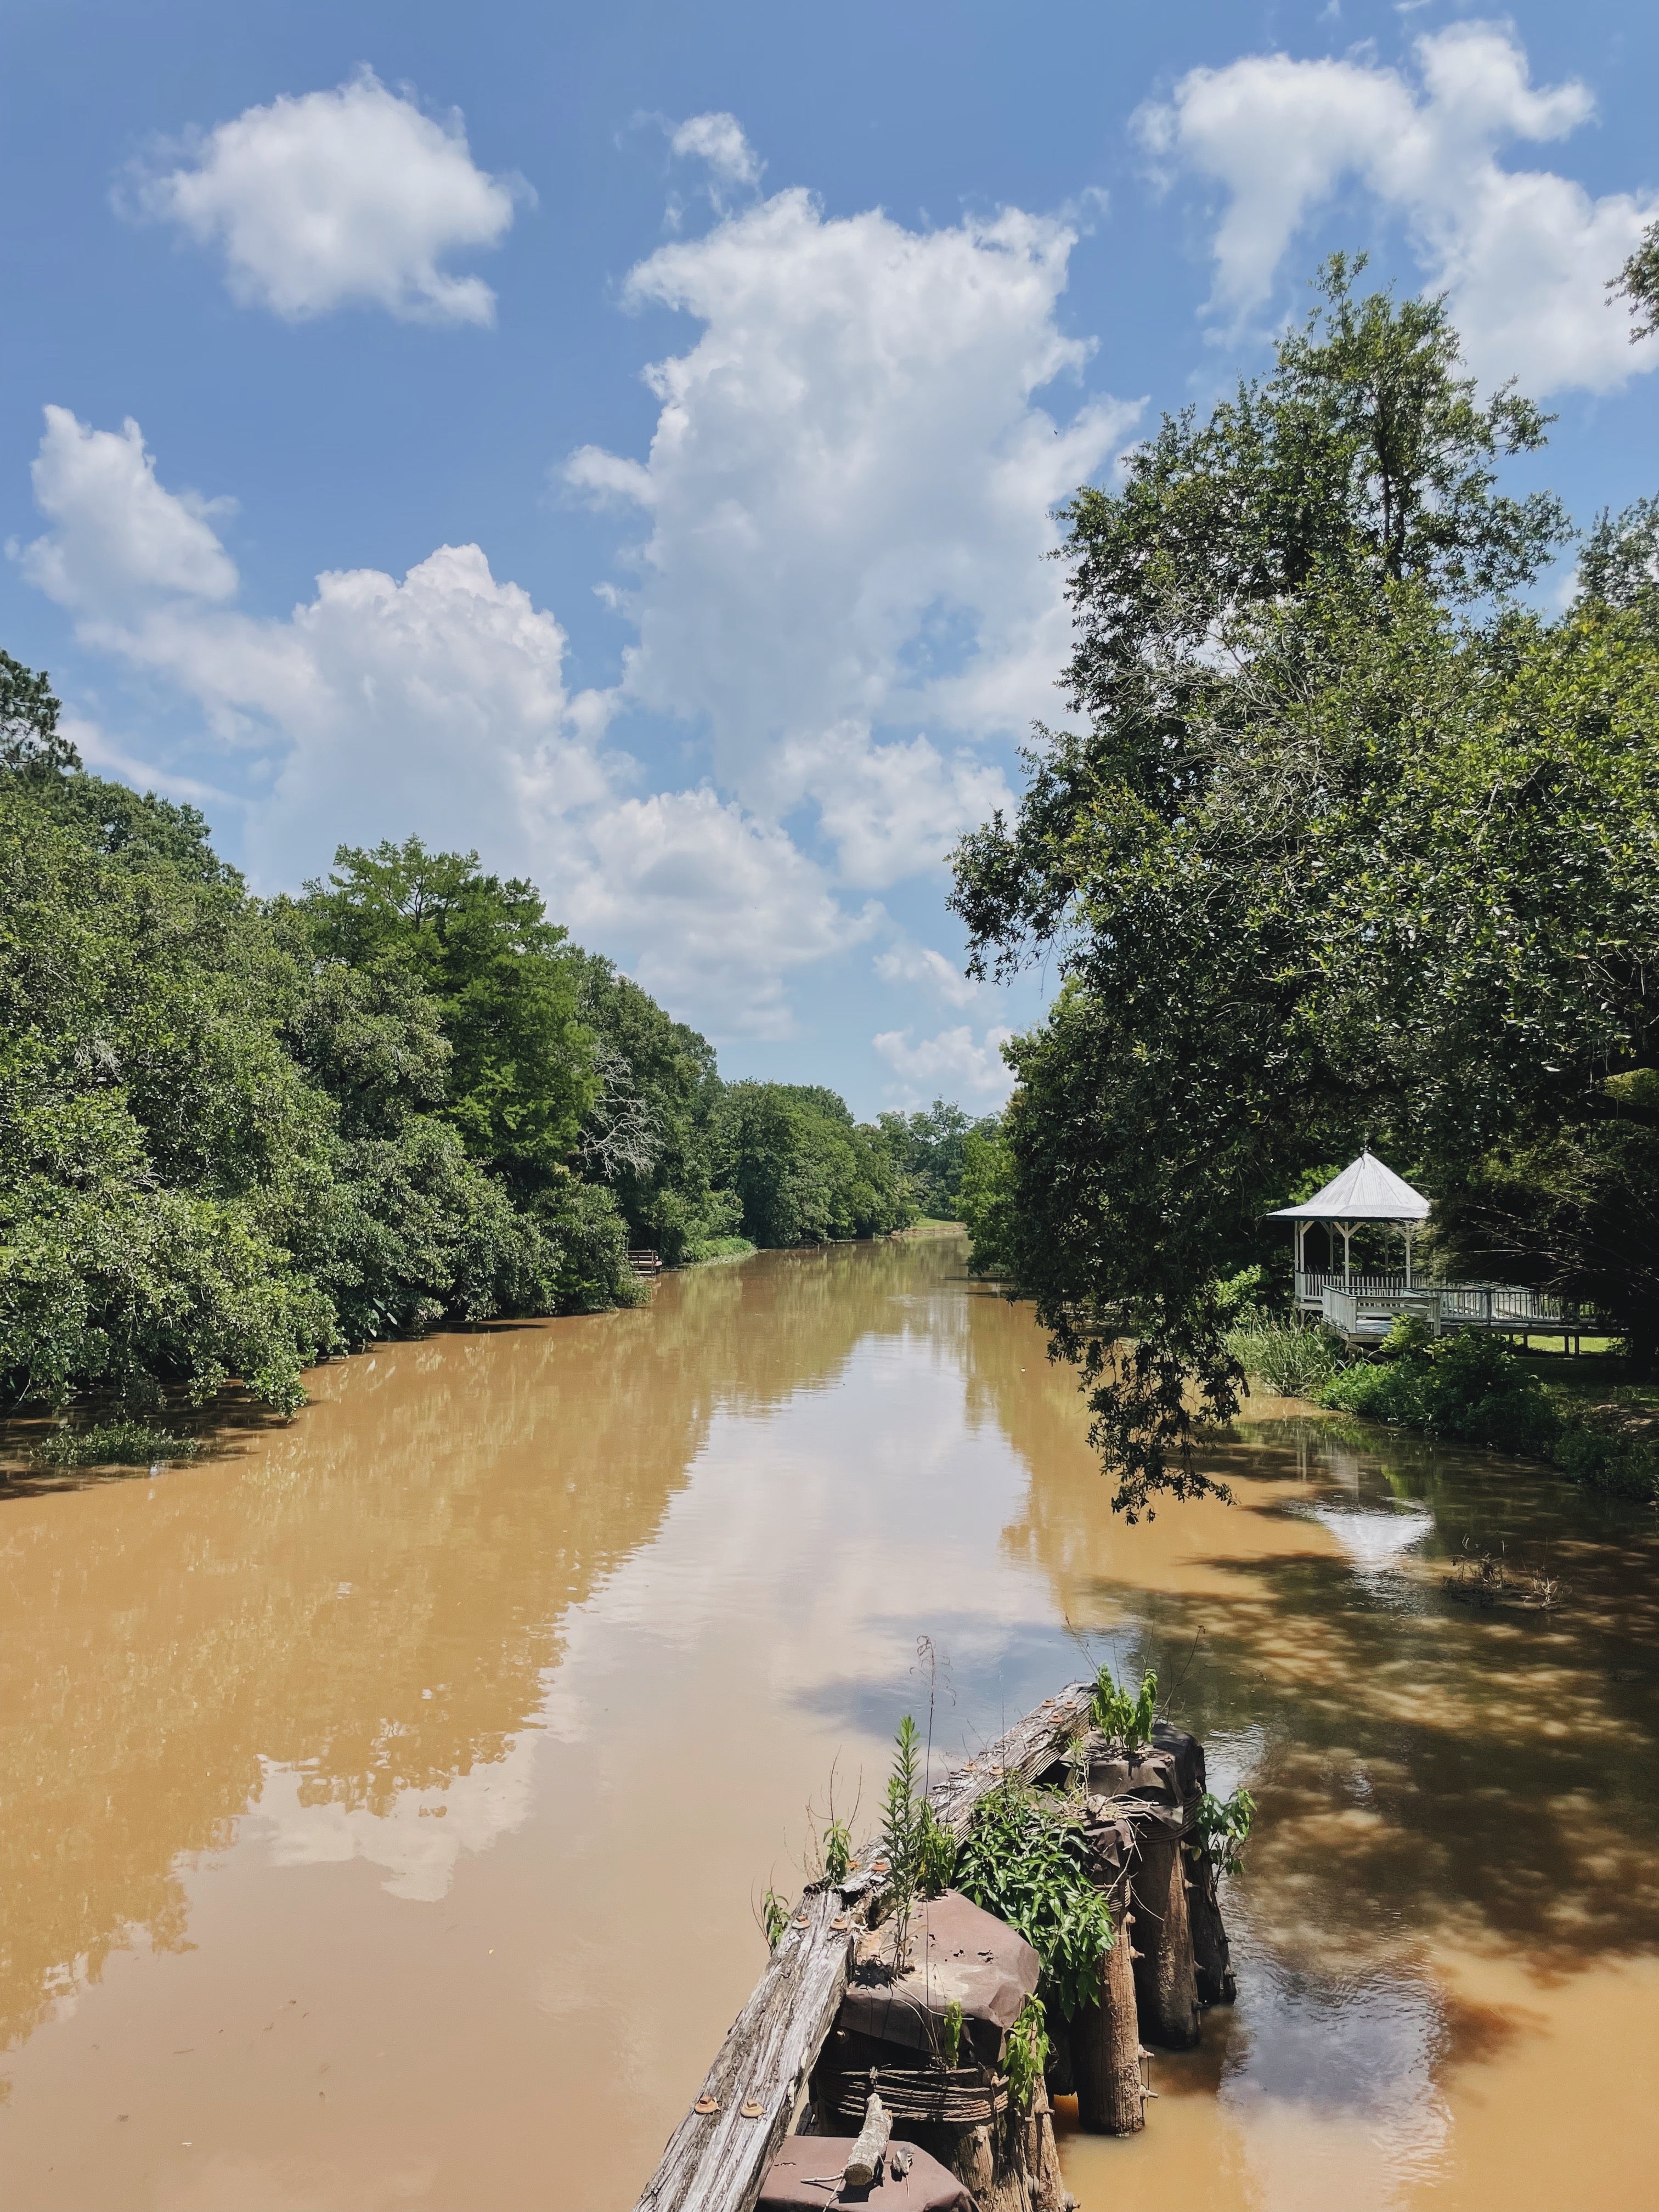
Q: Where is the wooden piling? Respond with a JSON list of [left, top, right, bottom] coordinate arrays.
[[1069, 1898, 1145, 2135], [1186, 1838, 1237, 2007], [1127, 1819, 1201, 2050]]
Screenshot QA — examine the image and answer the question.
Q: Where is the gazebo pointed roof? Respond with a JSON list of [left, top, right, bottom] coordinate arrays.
[[1267, 1149, 1430, 1223]]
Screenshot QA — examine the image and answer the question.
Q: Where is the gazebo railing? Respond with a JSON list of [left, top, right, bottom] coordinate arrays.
[[1295, 1269, 1409, 1306]]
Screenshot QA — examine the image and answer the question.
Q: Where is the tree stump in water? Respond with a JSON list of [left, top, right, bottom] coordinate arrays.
[[1127, 1814, 1201, 2050], [1069, 1897, 1145, 2136]]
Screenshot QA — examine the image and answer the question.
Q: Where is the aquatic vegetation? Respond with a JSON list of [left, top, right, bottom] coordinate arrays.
[[32, 1420, 200, 1468], [1226, 1315, 1341, 1398]]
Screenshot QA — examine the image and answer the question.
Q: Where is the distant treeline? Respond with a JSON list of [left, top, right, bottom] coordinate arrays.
[[0, 658, 985, 1417]]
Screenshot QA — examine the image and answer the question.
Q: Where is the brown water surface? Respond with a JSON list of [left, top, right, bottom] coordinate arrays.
[[3, 1234, 1656, 2210]]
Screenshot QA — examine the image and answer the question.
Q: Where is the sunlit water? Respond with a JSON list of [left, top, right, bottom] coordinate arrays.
[[3, 1233, 1656, 2211]]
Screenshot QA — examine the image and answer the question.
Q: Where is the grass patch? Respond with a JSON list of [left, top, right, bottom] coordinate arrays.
[[679, 1234, 756, 1266], [1225, 1313, 1342, 1398], [32, 1419, 201, 1468]]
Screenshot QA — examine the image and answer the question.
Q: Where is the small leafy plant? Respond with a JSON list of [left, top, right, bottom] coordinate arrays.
[[759, 1885, 789, 1950], [1091, 1666, 1158, 1751], [940, 1997, 964, 2070], [1195, 1786, 1256, 1877], [955, 1784, 1113, 2022], [805, 1758, 862, 1887], [1004, 1995, 1049, 2114], [823, 1818, 854, 1885], [916, 1801, 956, 1899], [882, 1715, 925, 1970]]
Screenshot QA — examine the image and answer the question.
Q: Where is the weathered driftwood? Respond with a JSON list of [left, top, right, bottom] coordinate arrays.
[[845, 2091, 893, 2186], [636, 1884, 856, 2212], [1069, 1900, 1145, 2135], [634, 1682, 1094, 2212]]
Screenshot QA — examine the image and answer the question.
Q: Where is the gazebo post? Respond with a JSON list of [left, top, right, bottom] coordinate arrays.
[[1338, 1222, 1354, 1286], [1403, 1223, 1415, 1290]]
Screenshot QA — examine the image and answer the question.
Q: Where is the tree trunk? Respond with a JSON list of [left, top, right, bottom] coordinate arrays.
[[1070, 1907, 1145, 2134], [1129, 1830, 1200, 2050]]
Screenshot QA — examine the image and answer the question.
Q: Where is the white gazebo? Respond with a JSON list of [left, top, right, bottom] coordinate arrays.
[[1268, 1149, 1431, 1310], [1268, 1150, 1606, 1347]]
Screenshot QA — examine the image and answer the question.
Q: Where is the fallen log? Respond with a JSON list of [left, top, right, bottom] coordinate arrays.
[[845, 2091, 893, 2186]]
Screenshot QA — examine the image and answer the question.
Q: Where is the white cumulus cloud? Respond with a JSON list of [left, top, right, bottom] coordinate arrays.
[[874, 1023, 1014, 1107], [16, 407, 851, 1040], [873, 941, 980, 1010], [670, 111, 763, 193], [128, 67, 522, 325], [566, 185, 1137, 878], [1137, 21, 1659, 393], [21, 407, 239, 616]]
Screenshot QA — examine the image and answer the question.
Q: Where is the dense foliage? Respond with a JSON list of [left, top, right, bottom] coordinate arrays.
[[712, 1082, 910, 1246], [0, 693, 927, 1419], [874, 1098, 1000, 1220], [1319, 1322, 1659, 1501], [950, 256, 1659, 1514], [954, 1784, 1114, 2025], [1323, 1325, 1560, 1455]]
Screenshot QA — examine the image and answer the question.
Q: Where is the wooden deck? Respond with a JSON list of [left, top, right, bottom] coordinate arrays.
[[1295, 1272, 1613, 1345]]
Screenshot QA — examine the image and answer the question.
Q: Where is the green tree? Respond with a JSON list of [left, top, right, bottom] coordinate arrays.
[[713, 1083, 911, 1247], [295, 839, 599, 1197], [874, 1098, 998, 1219], [1611, 216, 1659, 345], [0, 651, 80, 778], [951, 261, 1656, 1511], [568, 952, 741, 1262]]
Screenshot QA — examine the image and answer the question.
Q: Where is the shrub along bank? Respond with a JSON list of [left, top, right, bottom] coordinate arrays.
[[1320, 1323, 1659, 1502]]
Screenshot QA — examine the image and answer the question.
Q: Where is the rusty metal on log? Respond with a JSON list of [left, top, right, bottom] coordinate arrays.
[[631, 1681, 1094, 2212]]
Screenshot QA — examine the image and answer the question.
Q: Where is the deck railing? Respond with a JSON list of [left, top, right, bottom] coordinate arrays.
[[1315, 1280, 1611, 1342]]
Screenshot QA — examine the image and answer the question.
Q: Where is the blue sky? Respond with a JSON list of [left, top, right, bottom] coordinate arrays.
[[4, 0, 1656, 1114]]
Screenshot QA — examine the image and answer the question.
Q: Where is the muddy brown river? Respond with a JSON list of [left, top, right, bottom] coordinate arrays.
[[3, 1232, 1657, 2211]]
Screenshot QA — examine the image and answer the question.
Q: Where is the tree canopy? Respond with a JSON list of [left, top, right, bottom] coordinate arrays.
[[951, 257, 1659, 1515], [1, 707, 928, 1419]]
